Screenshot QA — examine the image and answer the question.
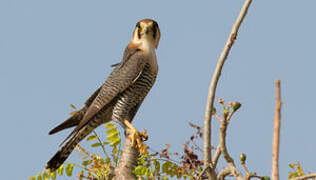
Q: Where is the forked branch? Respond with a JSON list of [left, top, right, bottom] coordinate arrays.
[[203, 0, 253, 178]]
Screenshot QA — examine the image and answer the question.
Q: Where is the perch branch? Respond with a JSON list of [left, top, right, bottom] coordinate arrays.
[[272, 80, 281, 180], [203, 0, 253, 178], [113, 138, 138, 180]]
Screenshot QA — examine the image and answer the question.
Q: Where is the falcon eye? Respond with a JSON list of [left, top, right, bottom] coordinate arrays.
[[136, 22, 141, 29], [152, 22, 158, 38]]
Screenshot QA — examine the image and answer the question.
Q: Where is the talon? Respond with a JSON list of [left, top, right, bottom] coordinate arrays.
[[139, 130, 148, 141], [124, 120, 142, 147]]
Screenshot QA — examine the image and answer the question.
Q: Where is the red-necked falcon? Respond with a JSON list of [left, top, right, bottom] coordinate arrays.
[[46, 19, 161, 171]]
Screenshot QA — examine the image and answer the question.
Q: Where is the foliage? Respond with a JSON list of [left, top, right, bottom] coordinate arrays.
[[288, 161, 315, 179], [29, 122, 121, 180], [30, 120, 209, 180], [30, 101, 239, 179], [31, 102, 315, 179]]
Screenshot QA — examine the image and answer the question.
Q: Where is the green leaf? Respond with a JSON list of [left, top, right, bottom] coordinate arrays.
[[65, 163, 74, 176], [105, 123, 115, 129], [162, 161, 172, 173], [105, 157, 111, 164], [86, 135, 98, 141], [112, 146, 118, 154], [43, 172, 49, 180], [70, 104, 77, 110], [57, 164, 64, 176], [144, 167, 150, 177], [107, 134, 118, 141], [37, 175, 42, 180], [107, 133, 120, 142], [289, 163, 294, 169], [49, 171, 56, 180], [138, 157, 145, 165], [69, 111, 78, 115], [223, 108, 229, 116], [79, 170, 84, 180], [110, 137, 121, 146], [134, 166, 148, 176], [153, 159, 160, 175], [232, 101, 241, 111], [262, 176, 270, 180], [91, 142, 102, 147], [82, 160, 91, 166], [28, 176, 36, 180], [212, 107, 216, 114], [106, 128, 119, 136]]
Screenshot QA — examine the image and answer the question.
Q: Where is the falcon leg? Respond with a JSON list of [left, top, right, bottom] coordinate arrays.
[[123, 120, 148, 147]]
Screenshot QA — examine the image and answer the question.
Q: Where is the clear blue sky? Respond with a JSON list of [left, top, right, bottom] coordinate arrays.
[[1, 0, 316, 179]]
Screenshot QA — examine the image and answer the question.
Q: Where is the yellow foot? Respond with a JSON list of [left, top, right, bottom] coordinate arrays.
[[124, 120, 148, 154]]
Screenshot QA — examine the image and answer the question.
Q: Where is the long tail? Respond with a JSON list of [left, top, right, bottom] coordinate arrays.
[[48, 108, 86, 135], [46, 119, 101, 171]]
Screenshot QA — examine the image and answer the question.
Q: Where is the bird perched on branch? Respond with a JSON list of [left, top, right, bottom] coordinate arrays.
[[46, 19, 161, 171]]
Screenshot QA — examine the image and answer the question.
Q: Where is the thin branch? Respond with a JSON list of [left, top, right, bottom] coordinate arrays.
[[272, 80, 281, 180], [203, 0, 253, 178], [219, 113, 235, 168], [289, 173, 316, 180], [197, 164, 210, 180], [217, 165, 245, 180], [242, 164, 250, 176], [217, 166, 235, 180], [247, 175, 267, 180], [92, 131, 109, 159], [212, 145, 221, 167]]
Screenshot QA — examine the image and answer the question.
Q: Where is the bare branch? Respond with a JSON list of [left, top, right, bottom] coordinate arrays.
[[217, 165, 246, 180], [272, 80, 281, 180], [289, 173, 316, 180], [212, 145, 221, 167], [219, 114, 235, 166], [203, 0, 253, 178], [197, 164, 211, 180], [217, 166, 235, 180], [219, 112, 244, 180]]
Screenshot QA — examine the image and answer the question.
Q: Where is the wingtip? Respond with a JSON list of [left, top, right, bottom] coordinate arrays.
[[48, 128, 57, 135]]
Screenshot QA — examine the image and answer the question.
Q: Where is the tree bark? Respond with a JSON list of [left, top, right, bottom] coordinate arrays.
[[113, 138, 138, 180]]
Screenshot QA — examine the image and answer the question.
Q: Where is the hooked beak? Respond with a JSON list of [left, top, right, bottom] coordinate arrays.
[[141, 26, 149, 34]]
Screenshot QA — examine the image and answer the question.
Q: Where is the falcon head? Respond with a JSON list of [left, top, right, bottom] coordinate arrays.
[[131, 19, 161, 49]]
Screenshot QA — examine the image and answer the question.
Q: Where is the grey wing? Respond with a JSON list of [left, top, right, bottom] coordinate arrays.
[[71, 47, 148, 134]]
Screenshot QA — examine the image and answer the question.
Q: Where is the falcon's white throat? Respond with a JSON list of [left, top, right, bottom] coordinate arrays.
[[131, 33, 156, 53]]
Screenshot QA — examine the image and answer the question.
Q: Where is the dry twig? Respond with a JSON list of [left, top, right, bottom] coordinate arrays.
[[272, 80, 281, 180], [289, 173, 316, 180]]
